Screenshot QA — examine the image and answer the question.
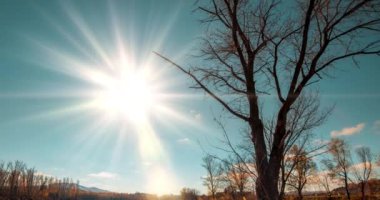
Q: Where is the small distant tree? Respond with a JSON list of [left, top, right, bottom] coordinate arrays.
[[275, 94, 329, 200], [180, 188, 199, 200], [0, 162, 7, 197], [8, 160, 26, 200], [316, 170, 333, 200], [286, 145, 317, 200], [223, 185, 238, 200], [220, 157, 251, 200], [354, 146, 373, 200], [323, 138, 353, 200], [208, 118, 257, 200], [25, 168, 36, 199], [202, 155, 222, 200]]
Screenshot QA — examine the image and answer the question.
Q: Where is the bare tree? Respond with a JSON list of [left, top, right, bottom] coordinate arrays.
[[223, 184, 238, 200], [8, 160, 25, 200], [276, 94, 329, 200], [0, 162, 7, 197], [202, 155, 222, 200], [180, 188, 199, 200], [25, 168, 36, 199], [206, 119, 257, 200], [323, 138, 353, 200], [354, 146, 373, 200], [278, 136, 320, 200], [155, 0, 380, 199], [220, 156, 252, 200], [316, 170, 333, 200], [286, 145, 317, 200]]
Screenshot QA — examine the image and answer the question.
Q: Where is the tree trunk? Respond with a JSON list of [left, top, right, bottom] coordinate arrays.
[[279, 160, 287, 200], [252, 130, 281, 200], [251, 111, 287, 200], [327, 192, 332, 200], [344, 176, 351, 200], [255, 163, 281, 200], [297, 188, 303, 200], [361, 181, 365, 200]]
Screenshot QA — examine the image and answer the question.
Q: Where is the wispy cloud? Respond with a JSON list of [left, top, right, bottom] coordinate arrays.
[[177, 137, 191, 144], [88, 171, 118, 179], [330, 123, 365, 137]]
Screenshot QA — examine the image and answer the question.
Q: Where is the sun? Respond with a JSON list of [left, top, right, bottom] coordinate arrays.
[[90, 58, 157, 123], [101, 73, 153, 120]]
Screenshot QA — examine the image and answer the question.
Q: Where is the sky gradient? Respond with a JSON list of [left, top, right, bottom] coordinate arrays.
[[0, 0, 380, 195]]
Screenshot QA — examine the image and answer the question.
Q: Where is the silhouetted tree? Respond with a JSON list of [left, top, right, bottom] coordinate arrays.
[[156, 0, 380, 199], [316, 169, 333, 200], [0, 162, 7, 197], [354, 146, 373, 200], [202, 155, 222, 200], [8, 161, 25, 199], [180, 188, 199, 200], [25, 168, 36, 199], [223, 185, 238, 200], [277, 94, 329, 200], [286, 145, 317, 200], [323, 138, 353, 200], [220, 157, 252, 200]]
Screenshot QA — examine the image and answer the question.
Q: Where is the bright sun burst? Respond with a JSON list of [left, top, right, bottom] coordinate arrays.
[[21, 1, 205, 194], [95, 68, 155, 123]]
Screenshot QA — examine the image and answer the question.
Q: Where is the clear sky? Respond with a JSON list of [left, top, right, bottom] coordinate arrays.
[[0, 0, 379, 195]]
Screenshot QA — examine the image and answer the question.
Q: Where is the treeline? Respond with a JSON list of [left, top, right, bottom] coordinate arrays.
[[200, 138, 380, 200], [0, 160, 155, 200], [0, 160, 79, 200], [0, 160, 180, 200]]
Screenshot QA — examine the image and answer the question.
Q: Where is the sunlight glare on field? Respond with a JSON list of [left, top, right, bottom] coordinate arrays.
[[147, 165, 179, 195]]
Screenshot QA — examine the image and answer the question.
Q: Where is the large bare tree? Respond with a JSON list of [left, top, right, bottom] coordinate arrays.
[[156, 0, 380, 199]]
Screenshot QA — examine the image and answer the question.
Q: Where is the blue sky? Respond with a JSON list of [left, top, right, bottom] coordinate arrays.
[[0, 0, 380, 195]]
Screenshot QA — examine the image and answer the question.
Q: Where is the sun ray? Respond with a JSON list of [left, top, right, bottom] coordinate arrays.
[[62, 2, 113, 69], [32, 7, 99, 63]]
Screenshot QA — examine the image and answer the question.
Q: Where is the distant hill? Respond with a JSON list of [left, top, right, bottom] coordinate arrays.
[[79, 185, 110, 193], [332, 179, 380, 195]]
